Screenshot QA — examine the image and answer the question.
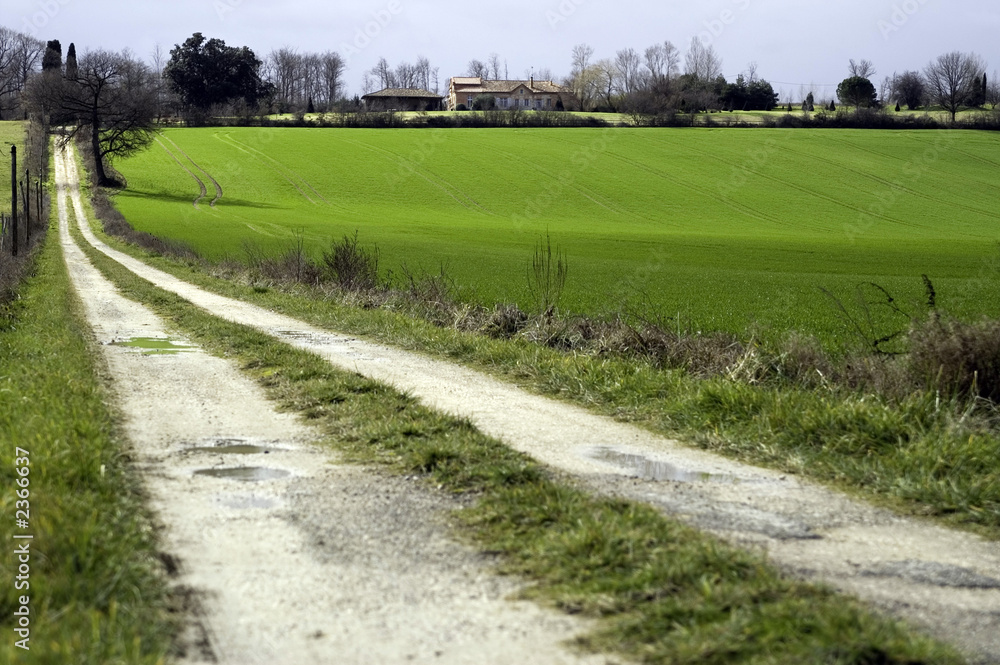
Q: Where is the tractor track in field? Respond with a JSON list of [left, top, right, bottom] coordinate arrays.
[[213, 132, 339, 208], [59, 139, 1000, 664], [159, 133, 224, 207], [156, 137, 209, 209], [344, 137, 499, 216]]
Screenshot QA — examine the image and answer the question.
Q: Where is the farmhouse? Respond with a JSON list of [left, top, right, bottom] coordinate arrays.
[[448, 77, 577, 111], [362, 88, 444, 112]]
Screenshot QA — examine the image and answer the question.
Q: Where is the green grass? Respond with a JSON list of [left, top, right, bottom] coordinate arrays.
[[0, 210, 173, 662], [114, 127, 1000, 350], [72, 205, 964, 665]]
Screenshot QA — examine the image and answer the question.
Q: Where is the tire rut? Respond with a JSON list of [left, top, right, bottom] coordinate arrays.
[[160, 133, 224, 206]]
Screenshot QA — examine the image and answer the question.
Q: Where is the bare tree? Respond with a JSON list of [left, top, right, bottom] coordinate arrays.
[[615, 48, 642, 97], [267, 47, 303, 109], [849, 58, 877, 80], [569, 43, 596, 110], [684, 38, 722, 82], [28, 49, 157, 185], [593, 58, 618, 110], [879, 75, 896, 107], [924, 51, 986, 121], [466, 58, 488, 79], [487, 53, 503, 81], [320, 52, 345, 107], [644, 41, 680, 93], [987, 70, 1000, 109], [372, 57, 394, 89], [0, 28, 44, 119]]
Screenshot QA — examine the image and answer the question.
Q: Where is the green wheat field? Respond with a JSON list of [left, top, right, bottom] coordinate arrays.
[[113, 127, 1000, 349]]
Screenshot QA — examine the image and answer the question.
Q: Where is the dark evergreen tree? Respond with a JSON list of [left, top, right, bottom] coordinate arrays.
[[836, 76, 878, 108], [164, 33, 272, 112], [42, 40, 62, 73], [65, 43, 78, 80]]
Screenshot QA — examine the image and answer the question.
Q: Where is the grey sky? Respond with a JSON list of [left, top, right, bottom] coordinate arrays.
[[5, 0, 998, 100]]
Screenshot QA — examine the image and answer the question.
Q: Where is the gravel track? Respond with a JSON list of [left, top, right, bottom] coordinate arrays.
[[57, 144, 607, 665], [60, 140, 1000, 663]]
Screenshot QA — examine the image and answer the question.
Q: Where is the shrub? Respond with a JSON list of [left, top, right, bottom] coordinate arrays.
[[909, 316, 1000, 402], [321, 231, 381, 291]]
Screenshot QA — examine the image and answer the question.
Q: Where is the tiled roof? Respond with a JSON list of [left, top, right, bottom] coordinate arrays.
[[363, 88, 442, 99], [452, 78, 569, 95]]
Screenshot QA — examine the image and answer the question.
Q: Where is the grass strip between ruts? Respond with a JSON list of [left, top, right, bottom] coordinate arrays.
[[71, 177, 964, 664]]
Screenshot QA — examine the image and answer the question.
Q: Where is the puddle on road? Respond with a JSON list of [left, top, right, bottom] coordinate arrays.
[[189, 444, 271, 455], [194, 467, 290, 482], [595, 448, 732, 483], [112, 337, 194, 355]]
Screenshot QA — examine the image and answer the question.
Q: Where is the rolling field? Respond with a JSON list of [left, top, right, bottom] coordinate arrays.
[[114, 127, 1000, 348]]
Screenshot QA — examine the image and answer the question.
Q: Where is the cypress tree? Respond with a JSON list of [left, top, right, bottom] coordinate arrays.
[[65, 43, 78, 80], [42, 40, 62, 73]]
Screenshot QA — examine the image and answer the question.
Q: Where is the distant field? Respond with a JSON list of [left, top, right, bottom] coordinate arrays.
[[114, 127, 1000, 349], [0, 121, 25, 209]]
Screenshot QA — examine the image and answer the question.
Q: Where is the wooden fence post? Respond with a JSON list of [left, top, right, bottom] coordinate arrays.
[[22, 170, 29, 245], [10, 145, 17, 257]]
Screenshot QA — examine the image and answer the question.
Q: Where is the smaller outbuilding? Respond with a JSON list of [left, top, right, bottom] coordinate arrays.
[[362, 88, 444, 112]]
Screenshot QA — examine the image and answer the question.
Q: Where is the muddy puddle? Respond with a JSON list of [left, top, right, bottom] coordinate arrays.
[[594, 448, 735, 483], [112, 336, 194, 355], [189, 444, 272, 455], [194, 467, 291, 482]]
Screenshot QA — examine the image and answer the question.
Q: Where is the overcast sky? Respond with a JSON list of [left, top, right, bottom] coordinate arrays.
[[5, 0, 998, 100]]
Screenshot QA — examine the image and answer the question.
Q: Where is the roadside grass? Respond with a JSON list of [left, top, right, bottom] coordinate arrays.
[[78, 204, 1000, 542], [71, 214, 965, 665], [0, 213, 173, 663]]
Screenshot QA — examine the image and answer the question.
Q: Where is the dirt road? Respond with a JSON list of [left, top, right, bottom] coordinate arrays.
[[57, 145, 607, 664], [58, 143, 1000, 663]]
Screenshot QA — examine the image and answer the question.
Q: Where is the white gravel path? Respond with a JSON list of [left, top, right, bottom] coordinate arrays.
[[61, 142, 1000, 663], [57, 144, 608, 665]]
